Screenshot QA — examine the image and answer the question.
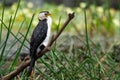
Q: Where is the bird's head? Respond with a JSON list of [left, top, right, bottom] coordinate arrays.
[[38, 11, 51, 20]]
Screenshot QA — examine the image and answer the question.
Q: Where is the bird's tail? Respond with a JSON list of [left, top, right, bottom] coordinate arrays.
[[28, 48, 36, 75], [28, 57, 35, 75]]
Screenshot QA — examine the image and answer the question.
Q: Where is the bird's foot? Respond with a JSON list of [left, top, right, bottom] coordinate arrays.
[[30, 70, 34, 80]]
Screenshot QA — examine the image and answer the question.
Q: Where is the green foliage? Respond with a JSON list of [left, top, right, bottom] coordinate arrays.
[[0, 0, 120, 80]]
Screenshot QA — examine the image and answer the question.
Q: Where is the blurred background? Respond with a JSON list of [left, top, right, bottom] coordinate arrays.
[[0, 0, 120, 52], [0, 0, 120, 79], [1, 0, 120, 8]]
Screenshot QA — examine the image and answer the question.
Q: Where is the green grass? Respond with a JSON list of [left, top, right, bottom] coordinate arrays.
[[0, 0, 120, 80], [0, 16, 12, 61]]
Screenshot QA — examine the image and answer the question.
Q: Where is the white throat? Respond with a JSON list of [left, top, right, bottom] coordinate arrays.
[[42, 16, 52, 46], [47, 16, 52, 28]]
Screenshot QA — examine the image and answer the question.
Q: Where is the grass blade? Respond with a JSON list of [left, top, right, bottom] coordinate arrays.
[[10, 0, 21, 29], [84, 9, 91, 57], [0, 0, 6, 42], [0, 19, 29, 49], [9, 14, 34, 71], [5, 18, 27, 58], [0, 16, 12, 61]]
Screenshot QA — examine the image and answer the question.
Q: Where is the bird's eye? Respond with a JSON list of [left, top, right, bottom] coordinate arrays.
[[45, 12, 49, 15], [45, 13, 47, 16]]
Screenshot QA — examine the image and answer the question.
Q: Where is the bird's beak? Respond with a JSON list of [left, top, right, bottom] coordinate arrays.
[[46, 13, 51, 16]]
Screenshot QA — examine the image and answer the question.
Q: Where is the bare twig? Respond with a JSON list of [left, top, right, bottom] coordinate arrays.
[[2, 12, 75, 80]]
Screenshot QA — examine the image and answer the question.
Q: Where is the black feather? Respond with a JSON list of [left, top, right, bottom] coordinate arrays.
[[28, 19, 48, 75]]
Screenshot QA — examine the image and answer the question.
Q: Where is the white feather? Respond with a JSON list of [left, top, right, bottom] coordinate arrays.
[[38, 13, 47, 20], [42, 16, 52, 46]]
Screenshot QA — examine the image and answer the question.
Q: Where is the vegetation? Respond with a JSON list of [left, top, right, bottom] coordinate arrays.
[[0, 0, 120, 79]]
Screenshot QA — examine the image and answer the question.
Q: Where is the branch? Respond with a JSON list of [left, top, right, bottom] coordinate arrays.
[[3, 12, 75, 80]]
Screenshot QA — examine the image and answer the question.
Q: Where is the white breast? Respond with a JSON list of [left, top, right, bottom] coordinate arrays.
[[42, 16, 52, 46]]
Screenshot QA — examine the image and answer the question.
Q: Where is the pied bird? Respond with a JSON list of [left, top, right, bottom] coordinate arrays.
[[29, 11, 52, 75]]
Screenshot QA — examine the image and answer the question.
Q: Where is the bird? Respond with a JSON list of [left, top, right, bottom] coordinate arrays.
[[28, 11, 52, 75]]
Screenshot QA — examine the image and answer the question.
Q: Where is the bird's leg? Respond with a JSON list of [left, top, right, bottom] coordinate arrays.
[[30, 70, 34, 80]]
